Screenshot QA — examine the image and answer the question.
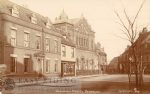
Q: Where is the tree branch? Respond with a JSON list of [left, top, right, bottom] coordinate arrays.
[[120, 28, 131, 40], [131, 0, 146, 28], [114, 34, 131, 42], [124, 9, 132, 26], [114, 10, 132, 41]]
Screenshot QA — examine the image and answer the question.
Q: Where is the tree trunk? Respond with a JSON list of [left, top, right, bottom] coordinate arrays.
[[132, 46, 139, 90]]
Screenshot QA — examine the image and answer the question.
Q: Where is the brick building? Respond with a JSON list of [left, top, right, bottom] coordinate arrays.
[[0, 0, 62, 77], [0, 0, 107, 77], [118, 28, 150, 74]]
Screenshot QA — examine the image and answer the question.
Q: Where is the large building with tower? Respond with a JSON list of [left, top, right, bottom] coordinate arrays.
[[54, 10, 107, 75]]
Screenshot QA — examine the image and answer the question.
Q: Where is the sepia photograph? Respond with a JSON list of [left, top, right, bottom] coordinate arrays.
[[0, 0, 150, 94]]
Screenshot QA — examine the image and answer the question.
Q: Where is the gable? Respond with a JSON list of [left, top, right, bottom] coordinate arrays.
[[74, 18, 93, 33]]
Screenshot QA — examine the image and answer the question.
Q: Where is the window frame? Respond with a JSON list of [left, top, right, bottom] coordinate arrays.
[[54, 40, 59, 53], [45, 38, 50, 52], [24, 58, 30, 73], [36, 35, 41, 50], [71, 47, 75, 58], [45, 59, 50, 73], [10, 28, 17, 47], [24, 32, 30, 48], [62, 45, 66, 57], [54, 60, 58, 72], [10, 56, 17, 73]]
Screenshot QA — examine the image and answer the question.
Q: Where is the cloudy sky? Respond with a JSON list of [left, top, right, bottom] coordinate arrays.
[[10, 0, 150, 62]]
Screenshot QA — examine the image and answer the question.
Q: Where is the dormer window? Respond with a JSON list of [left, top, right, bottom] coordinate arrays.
[[31, 13, 37, 24], [11, 5, 19, 17], [46, 19, 52, 29]]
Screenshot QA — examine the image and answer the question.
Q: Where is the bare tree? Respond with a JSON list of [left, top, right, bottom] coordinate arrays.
[[114, 0, 146, 90]]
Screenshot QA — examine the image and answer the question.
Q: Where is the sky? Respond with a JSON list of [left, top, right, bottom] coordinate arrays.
[[10, 0, 150, 63]]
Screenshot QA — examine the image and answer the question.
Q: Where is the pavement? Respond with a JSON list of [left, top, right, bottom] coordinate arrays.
[[79, 74, 150, 82], [7, 74, 150, 87], [11, 74, 105, 87], [77, 74, 107, 78], [2, 74, 150, 94]]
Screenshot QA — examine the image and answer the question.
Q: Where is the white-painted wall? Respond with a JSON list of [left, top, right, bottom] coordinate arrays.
[[61, 44, 76, 62]]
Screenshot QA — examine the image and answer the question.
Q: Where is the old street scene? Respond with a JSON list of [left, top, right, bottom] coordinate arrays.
[[0, 0, 150, 94]]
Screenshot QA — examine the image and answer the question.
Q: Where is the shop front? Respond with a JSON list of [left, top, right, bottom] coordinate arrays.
[[61, 61, 75, 77]]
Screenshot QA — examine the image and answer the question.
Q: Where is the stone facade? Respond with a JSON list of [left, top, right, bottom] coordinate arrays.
[[54, 11, 107, 75], [0, 0, 62, 77], [0, 0, 107, 77]]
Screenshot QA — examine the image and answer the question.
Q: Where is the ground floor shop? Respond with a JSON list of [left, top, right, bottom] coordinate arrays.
[[61, 61, 75, 77]]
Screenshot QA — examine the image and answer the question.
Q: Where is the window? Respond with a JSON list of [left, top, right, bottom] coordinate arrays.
[[24, 32, 30, 47], [63, 63, 67, 73], [11, 5, 19, 17], [146, 43, 150, 49], [10, 29, 17, 46], [45, 38, 50, 52], [76, 37, 78, 45], [54, 60, 58, 72], [79, 38, 81, 46], [91, 40, 93, 49], [87, 39, 89, 48], [81, 38, 83, 46], [76, 58, 79, 70], [91, 59, 94, 70], [85, 39, 88, 47], [36, 36, 41, 49], [62, 45, 66, 57], [31, 14, 37, 24], [54, 40, 59, 53], [10, 57, 17, 73], [45, 60, 50, 73], [24, 58, 30, 72], [46, 19, 51, 29], [71, 47, 74, 58], [84, 39, 86, 46]]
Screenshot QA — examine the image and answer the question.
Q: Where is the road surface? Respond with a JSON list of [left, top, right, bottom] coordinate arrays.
[[2, 74, 150, 94]]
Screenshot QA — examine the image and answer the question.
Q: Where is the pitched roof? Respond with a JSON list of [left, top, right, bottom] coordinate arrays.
[[0, 0, 54, 30], [61, 36, 75, 47], [121, 28, 150, 56], [133, 30, 150, 47]]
